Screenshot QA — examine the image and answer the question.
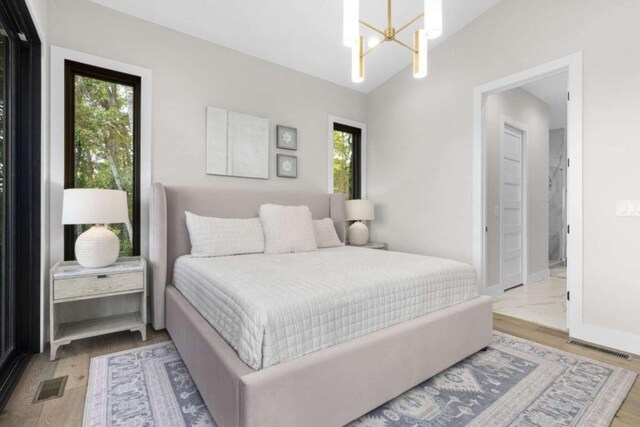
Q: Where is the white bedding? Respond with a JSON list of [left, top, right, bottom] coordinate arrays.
[[172, 246, 479, 370]]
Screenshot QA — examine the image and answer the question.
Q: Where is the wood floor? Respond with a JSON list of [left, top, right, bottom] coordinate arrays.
[[1, 314, 638, 426]]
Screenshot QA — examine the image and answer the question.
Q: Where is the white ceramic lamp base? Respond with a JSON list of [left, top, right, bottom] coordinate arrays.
[[348, 221, 370, 246], [75, 225, 120, 268]]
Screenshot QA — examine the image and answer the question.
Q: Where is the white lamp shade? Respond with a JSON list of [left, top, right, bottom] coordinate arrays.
[[424, 0, 443, 40], [345, 199, 374, 221], [62, 189, 129, 225], [343, 0, 359, 47]]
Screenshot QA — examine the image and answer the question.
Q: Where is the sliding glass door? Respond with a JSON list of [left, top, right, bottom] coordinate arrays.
[[0, 0, 41, 410], [0, 24, 6, 366]]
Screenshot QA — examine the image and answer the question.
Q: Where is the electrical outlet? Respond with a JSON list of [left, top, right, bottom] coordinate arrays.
[[616, 200, 640, 216]]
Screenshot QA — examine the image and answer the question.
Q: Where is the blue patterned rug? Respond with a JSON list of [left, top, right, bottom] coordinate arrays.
[[83, 332, 635, 426]]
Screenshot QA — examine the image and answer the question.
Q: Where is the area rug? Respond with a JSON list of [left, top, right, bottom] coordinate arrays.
[[83, 332, 636, 426]]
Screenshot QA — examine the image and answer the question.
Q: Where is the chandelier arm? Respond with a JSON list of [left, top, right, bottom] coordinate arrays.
[[363, 40, 387, 57], [359, 20, 386, 36], [395, 13, 425, 35], [392, 38, 417, 54]]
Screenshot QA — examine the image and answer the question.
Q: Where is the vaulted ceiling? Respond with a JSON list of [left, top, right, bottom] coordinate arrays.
[[90, 0, 501, 93]]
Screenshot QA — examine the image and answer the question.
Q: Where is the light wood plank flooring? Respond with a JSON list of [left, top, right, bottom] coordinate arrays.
[[0, 327, 169, 427], [1, 316, 638, 426]]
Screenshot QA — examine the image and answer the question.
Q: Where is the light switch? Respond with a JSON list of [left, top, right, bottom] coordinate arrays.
[[494, 205, 500, 217], [616, 200, 640, 216]]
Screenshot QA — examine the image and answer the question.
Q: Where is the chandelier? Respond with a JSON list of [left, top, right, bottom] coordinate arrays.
[[343, 0, 443, 82]]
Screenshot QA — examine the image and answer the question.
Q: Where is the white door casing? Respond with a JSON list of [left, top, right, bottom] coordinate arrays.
[[472, 52, 583, 338]]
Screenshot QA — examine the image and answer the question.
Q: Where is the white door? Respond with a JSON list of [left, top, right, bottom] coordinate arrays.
[[501, 124, 525, 290]]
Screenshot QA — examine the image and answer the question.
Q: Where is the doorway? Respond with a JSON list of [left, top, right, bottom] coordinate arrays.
[[472, 53, 583, 336]]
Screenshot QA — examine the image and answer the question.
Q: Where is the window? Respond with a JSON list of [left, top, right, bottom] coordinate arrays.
[[0, 0, 41, 410], [333, 123, 362, 200], [64, 61, 141, 260]]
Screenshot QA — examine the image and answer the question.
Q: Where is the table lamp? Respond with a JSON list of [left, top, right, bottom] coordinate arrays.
[[345, 199, 375, 245], [62, 189, 129, 268]]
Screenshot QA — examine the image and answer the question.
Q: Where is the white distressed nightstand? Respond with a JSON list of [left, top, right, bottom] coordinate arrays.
[[348, 241, 388, 250], [49, 256, 147, 361]]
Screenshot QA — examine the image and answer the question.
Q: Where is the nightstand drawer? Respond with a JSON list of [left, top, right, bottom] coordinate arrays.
[[54, 271, 143, 300]]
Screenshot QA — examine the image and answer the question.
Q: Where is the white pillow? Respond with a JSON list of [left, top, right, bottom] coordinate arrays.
[[185, 211, 265, 257], [313, 218, 344, 248], [259, 204, 317, 254]]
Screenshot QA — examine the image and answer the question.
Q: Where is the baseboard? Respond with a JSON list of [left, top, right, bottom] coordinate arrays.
[[580, 324, 640, 357], [549, 259, 566, 268], [483, 284, 502, 298], [526, 269, 550, 285]]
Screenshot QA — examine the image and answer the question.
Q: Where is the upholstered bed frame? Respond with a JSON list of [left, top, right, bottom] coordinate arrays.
[[150, 183, 493, 427]]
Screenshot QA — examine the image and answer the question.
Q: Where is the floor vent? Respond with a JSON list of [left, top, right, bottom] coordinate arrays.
[[33, 376, 68, 403], [567, 339, 633, 360]]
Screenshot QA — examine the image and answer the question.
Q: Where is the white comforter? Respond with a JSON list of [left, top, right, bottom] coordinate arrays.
[[172, 246, 478, 370]]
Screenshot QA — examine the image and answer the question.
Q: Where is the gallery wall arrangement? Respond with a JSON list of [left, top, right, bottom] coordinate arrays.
[[276, 124, 298, 178], [206, 108, 299, 180]]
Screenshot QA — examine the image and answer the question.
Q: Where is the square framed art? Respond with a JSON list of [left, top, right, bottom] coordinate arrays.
[[276, 154, 297, 178], [276, 125, 297, 150]]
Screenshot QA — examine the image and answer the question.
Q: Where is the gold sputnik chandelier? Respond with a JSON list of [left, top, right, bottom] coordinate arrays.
[[343, 0, 443, 82]]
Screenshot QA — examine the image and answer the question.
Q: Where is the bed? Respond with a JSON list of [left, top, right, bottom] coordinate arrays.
[[150, 183, 493, 427]]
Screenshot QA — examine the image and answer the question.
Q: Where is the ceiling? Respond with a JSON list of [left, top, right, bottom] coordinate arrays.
[[522, 72, 568, 130], [90, 0, 501, 93]]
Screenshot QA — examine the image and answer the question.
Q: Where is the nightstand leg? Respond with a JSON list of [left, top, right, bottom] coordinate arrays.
[[131, 326, 147, 342], [50, 342, 68, 361]]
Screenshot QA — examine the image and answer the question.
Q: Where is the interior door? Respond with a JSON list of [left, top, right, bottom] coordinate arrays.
[[501, 124, 524, 290]]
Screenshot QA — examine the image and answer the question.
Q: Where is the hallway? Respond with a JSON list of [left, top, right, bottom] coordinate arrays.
[[493, 265, 567, 331]]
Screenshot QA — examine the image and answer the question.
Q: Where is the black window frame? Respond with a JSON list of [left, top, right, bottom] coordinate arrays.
[[63, 60, 141, 261], [0, 0, 41, 411], [333, 122, 362, 200]]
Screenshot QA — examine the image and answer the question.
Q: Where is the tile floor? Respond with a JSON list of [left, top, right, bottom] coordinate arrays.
[[493, 264, 567, 331]]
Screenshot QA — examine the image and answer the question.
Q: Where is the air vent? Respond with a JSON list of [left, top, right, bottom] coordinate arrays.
[[567, 339, 633, 360], [33, 376, 67, 403]]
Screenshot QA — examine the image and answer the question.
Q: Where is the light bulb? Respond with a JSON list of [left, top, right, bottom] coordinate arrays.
[[367, 37, 381, 49]]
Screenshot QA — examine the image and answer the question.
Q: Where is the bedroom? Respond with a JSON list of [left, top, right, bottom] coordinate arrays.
[[0, 0, 639, 426]]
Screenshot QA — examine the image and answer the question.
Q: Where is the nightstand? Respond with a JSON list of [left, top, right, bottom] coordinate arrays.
[[49, 256, 147, 361], [348, 241, 388, 250]]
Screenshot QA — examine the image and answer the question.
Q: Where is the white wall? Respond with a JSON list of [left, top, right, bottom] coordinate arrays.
[[484, 88, 549, 287], [48, 0, 366, 190], [367, 0, 640, 343], [42, 0, 366, 345]]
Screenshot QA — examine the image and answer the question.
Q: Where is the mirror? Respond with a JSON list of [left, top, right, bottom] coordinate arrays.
[[206, 107, 269, 179]]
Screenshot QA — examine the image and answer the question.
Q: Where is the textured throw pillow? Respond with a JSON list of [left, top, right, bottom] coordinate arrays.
[[259, 204, 317, 254], [185, 211, 265, 257], [313, 218, 344, 248]]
